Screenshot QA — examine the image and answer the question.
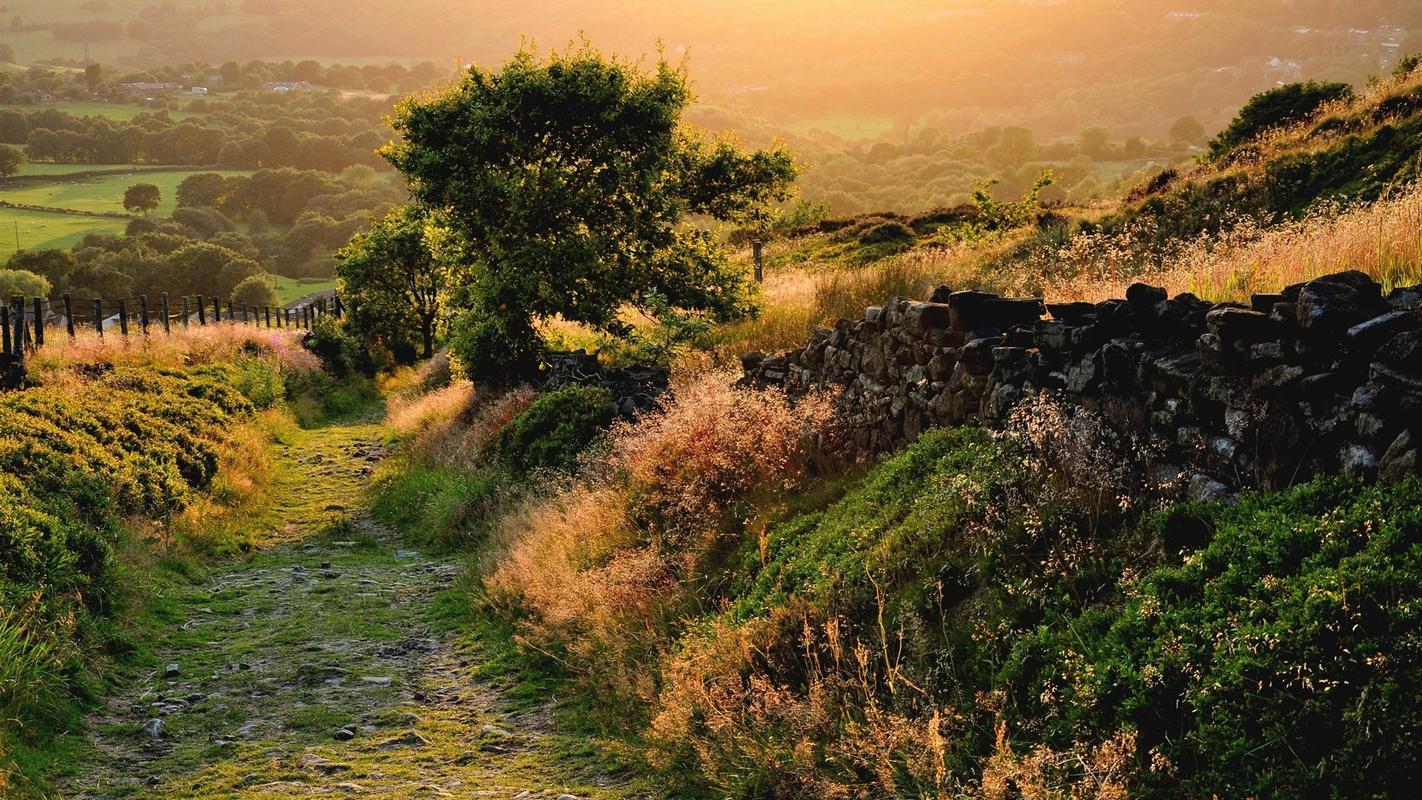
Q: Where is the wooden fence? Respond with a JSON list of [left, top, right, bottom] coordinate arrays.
[[0, 291, 344, 363]]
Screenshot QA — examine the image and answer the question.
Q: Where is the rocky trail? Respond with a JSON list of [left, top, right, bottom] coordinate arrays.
[[58, 421, 641, 800]]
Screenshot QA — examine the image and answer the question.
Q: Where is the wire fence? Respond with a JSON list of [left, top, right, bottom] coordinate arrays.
[[0, 291, 345, 363]]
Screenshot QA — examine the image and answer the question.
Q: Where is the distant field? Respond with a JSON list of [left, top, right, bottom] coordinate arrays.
[[272, 275, 339, 305], [4, 169, 251, 217], [786, 112, 902, 141], [0, 206, 127, 258], [16, 163, 146, 176], [51, 101, 199, 122]]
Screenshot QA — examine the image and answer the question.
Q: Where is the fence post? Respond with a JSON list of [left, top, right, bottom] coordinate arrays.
[[161, 293, 171, 334], [264, 306, 271, 328], [197, 296, 206, 326], [1, 305, 10, 355], [32, 297, 43, 348], [11, 297, 24, 357], [180, 295, 189, 329], [211, 296, 220, 324], [226, 300, 234, 324], [752, 238, 764, 284], [94, 299, 103, 337], [241, 303, 249, 324], [139, 295, 150, 335], [118, 299, 129, 336], [334, 294, 344, 318], [63, 294, 74, 338]]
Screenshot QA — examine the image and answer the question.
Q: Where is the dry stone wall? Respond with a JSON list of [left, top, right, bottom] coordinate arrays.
[[742, 271, 1422, 499]]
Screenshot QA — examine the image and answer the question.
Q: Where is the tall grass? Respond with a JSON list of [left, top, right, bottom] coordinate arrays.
[[481, 373, 842, 710], [1014, 184, 1422, 302], [27, 326, 319, 382]]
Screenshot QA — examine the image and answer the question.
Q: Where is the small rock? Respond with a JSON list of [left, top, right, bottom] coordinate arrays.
[[377, 730, 430, 749], [142, 718, 165, 740], [395, 550, 420, 559], [163, 663, 180, 679], [1188, 474, 1231, 503], [361, 676, 393, 687]]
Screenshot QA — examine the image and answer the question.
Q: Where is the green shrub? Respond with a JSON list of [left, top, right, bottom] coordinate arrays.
[[490, 386, 615, 477], [1000, 475, 1422, 798], [303, 315, 363, 377], [1209, 80, 1354, 159], [448, 311, 542, 389]]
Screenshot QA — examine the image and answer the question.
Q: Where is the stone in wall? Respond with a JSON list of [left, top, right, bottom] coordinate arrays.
[[742, 271, 1422, 496], [543, 350, 669, 416]]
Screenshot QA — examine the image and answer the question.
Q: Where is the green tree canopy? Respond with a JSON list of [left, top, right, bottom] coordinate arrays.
[[381, 43, 797, 384], [122, 182, 162, 215], [230, 273, 279, 308], [0, 143, 23, 178], [1169, 115, 1206, 146], [0, 269, 51, 300], [336, 205, 450, 359]]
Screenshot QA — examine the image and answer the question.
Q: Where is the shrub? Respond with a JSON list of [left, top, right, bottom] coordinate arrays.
[[1209, 80, 1354, 159], [490, 386, 615, 477], [302, 315, 363, 376], [857, 219, 916, 245], [448, 311, 543, 389], [1000, 475, 1422, 799]]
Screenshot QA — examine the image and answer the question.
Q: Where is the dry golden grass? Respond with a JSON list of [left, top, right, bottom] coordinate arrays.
[[387, 382, 538, 471], [482, 372, 841, 707], [1019, 184, 1422, 302], [26, 325, 319, 382], [715, 245, 996, 359]]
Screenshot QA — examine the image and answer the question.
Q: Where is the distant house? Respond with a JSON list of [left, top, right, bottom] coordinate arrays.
[[263, 81, 315, 94], [190, 86, 208, 95]]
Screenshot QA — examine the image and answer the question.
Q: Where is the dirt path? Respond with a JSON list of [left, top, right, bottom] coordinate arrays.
[[59, 422, 642, 800]]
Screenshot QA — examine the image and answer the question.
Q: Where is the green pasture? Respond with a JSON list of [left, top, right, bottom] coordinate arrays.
[[3, 169, 250, 217], [272, 275, 340, 305], [0, 206, 126, 258], [16, 163, 146, 176]]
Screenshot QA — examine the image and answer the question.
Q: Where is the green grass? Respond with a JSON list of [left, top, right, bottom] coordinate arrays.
[[0, 206, 128, 258], [271, 275, 339, 305], [14, 163, 147, 177], [2, 169, 250, 218]]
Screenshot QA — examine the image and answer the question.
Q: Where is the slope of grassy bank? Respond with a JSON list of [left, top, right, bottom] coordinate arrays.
[[372, 368, 1422, 798], [0, 326, 356, 795]]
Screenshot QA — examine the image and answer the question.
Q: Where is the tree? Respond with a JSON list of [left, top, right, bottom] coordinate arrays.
[[1209, 81, 1353, 159], [1077, 126, 1113, 160], [987, 126, 1038, 167], [1170, 115, 1206, 146], [0, 143, 22, 177], [122, 183, 161, 215], [84, 63, 103, 94], [5, 249, 75, 288], [382, 43, 796, 384], [175, 172, 231, 208], [0, 269, 51, 300], [231, 273, 279, 308], [337, 206, 450, 359]]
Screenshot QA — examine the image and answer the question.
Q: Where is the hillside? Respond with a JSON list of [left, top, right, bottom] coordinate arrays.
[[6, 32, 1422, 800]]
